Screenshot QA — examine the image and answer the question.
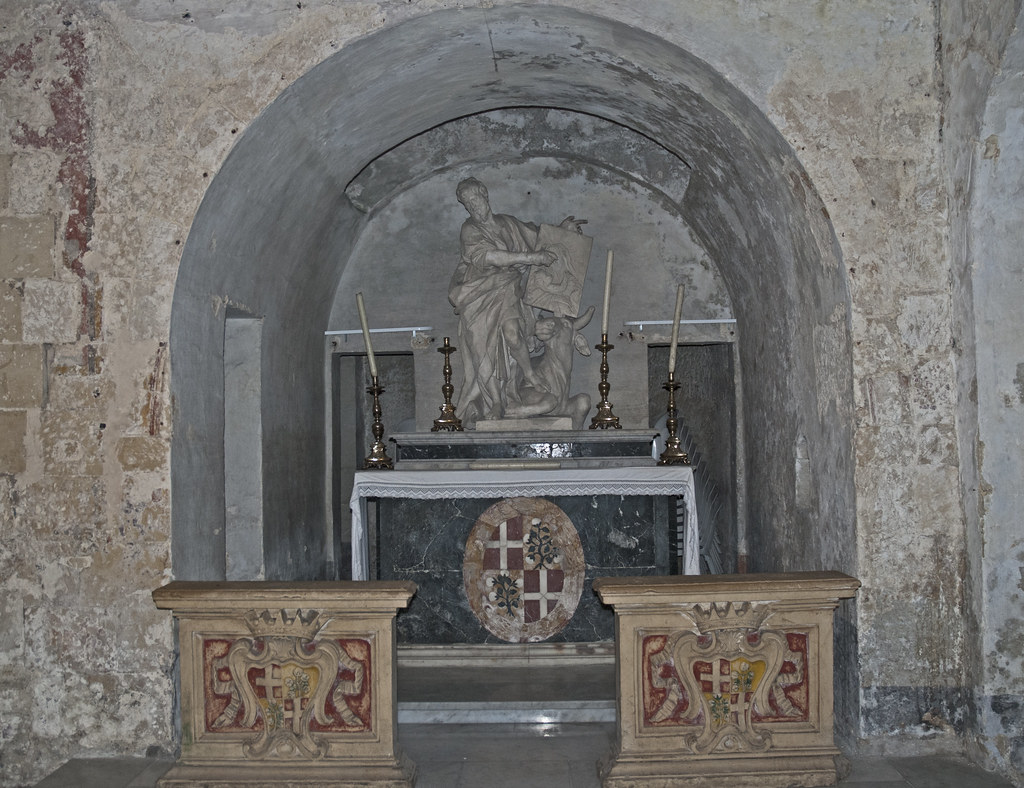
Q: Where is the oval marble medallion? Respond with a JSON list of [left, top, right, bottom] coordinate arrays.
[[463, 497, 585, 643]]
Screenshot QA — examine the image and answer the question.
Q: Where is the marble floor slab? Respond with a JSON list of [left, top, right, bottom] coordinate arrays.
[[34, 756, 175, 788], [34, 730, 1018, 788], [887, 754, 1017, 787], [400, 725, 1020, 788], [401, 723, 615, 788]]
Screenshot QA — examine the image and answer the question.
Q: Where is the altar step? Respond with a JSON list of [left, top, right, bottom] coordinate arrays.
[[396, 645, 616, 724], [397, 698, 616, 724]]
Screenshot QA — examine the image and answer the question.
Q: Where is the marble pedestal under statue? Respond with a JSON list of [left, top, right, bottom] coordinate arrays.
[[594, 571, 860, 788], [152, 581, 416, 788]]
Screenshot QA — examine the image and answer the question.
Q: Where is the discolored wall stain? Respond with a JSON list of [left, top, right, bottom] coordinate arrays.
[[7, 27, 98, 337]]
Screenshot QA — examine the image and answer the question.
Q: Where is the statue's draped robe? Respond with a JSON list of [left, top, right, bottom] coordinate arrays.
[[449, 213, 540, 422]]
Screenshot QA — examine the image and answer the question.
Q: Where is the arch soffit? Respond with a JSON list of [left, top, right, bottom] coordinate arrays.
[[173, 5, 844, 330]]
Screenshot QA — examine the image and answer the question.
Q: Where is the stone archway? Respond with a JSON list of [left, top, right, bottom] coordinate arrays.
[[169, 0, 856, 726]]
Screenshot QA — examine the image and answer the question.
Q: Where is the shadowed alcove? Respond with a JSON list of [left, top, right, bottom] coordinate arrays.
[[169, 3, 857, 738]]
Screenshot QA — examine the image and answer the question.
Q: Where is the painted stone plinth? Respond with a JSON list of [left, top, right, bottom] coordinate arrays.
[[594, 572, 859, 788], [152, 581, 417, 788]]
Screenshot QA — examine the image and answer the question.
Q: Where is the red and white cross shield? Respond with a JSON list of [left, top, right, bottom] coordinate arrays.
[[464, 498, 584, 642]]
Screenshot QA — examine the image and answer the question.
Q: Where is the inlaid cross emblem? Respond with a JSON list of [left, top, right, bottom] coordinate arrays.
[[522, 566, 560, 618], [483, 516, 525, 571]]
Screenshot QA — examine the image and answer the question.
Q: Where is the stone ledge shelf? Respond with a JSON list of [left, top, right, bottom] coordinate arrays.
[[594, 571, 860, 788], [152, 581, 417, 788]]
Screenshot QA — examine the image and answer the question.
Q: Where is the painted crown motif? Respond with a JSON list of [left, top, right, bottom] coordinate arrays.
[[690, 601, 771, 634], [243, 608, 330, 639]]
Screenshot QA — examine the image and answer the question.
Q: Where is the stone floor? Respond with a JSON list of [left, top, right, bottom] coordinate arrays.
[[35, 726, 1017, 788], [33, 662, 1019, 787]]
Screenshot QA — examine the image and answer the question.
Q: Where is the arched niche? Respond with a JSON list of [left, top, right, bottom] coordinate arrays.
[[326, 107, 740, 573], [327, 108, 733, 425], [170, 3, 855, 698]]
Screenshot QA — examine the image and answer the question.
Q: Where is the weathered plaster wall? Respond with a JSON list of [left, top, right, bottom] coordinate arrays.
[[0, 1, 1013, 785], [0, 7, 177, 784], [938, 0, 1023, 781], [961, 4, 1024, 780], [753, 2, 975, 752]]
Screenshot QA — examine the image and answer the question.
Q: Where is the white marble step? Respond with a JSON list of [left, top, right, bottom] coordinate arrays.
[[397, 652, 617, 723], [397, 699, 616, 724]]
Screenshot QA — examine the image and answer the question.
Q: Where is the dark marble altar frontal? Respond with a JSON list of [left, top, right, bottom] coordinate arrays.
[[376, 495, 672, 644]]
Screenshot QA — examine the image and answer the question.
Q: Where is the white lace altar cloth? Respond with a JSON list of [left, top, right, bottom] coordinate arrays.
[[349, 466, 698, 580]]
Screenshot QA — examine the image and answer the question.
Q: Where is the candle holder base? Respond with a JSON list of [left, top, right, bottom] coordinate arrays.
[[432, 337, 464, 432], [431, 408, 463, 432], [364, 442, 394, 470], [658, 374, 690, 466], [589, 403, 621, 430], [589, 335, 621, 430], [364, 377, 394, 470], [658, 439, 690, 466]]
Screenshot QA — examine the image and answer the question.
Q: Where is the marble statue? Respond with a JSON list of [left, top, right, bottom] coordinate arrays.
[[505, 306, 594, 429], [448, 177, 591, 427]]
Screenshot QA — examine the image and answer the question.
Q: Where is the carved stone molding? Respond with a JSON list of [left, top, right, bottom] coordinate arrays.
[[242, 608, 331, 639], [644, 604, 809, 755], [207, 634, 370, 760]]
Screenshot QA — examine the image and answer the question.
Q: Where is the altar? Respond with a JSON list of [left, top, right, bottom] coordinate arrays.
[[350, 458, 698, 645], [350, 466, 698, 580]]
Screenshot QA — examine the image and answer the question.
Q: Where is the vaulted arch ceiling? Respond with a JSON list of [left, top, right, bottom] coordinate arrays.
[[171, 6, 854, 599]]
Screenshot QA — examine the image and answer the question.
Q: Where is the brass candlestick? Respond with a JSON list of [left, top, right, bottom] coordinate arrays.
[[658, 370, 690, 465], [432, 336, 463, 432], [363, 375, 394, 469], [589, 332, 621, 429]]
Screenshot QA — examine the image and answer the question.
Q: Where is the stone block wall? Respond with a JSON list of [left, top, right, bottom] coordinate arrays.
[[0, 13, 176, 785]]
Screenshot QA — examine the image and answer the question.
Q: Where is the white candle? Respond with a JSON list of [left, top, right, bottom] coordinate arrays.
[[601, 250, 613, 335], [356, 292, 378, 379], [668, 284, 683, 375]]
